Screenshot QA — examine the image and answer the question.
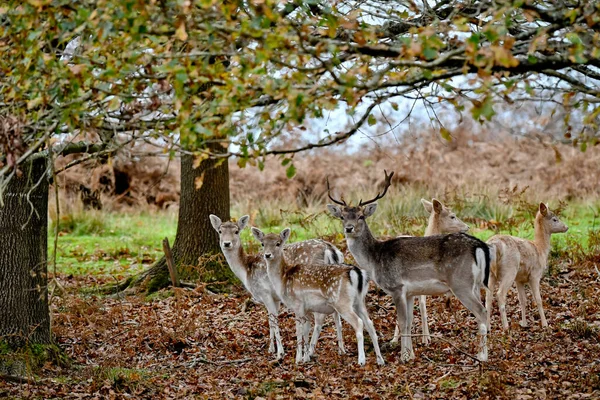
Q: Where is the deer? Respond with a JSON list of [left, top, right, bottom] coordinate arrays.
[[485, 203, 568, 330], [251, 226, 385, 366], [209, 214, 346, 360], [392, 198, 470, 345], [327, 171, 491, 362]]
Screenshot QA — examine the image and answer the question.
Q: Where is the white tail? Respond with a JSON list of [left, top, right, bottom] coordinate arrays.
[[252, 227, 385, 366], [209, 214, 347, 359], [327, 171, 491, 362], [392, 198, 470, 345], [485, 203, 568, 330]]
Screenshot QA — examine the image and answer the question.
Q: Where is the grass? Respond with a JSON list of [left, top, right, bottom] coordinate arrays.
[[49, 209, 176, 277], [49, 194, 600, 277]]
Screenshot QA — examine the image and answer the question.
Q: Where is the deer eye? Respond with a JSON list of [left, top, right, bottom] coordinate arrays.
[[451, 216, 456, 220], [218, 230, 222, 234], [552, 218, 558, 222], [358, 215, 365, 220], [261, 243, 264, 247], [234, 230, 239, 235], [340, 216, 344, 220], [276, 242, 281, 247]]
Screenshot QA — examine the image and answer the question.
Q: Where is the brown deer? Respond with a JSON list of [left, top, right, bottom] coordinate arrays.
[[392, 198, 469, 345], [327, 171, 491, 362], [486, 203, 568, 330], [209, 214, 346, 360], [251, 227, 385, 366]]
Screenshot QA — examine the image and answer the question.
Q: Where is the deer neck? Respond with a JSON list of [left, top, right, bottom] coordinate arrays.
[[346, 223, 379, 275], [265, 255, 286, 300], [222, 245, 249, 288], [533, 217, 552, 264], [424, 214, 441, 236]]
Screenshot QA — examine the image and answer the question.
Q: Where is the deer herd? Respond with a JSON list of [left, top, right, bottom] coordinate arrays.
[[209, 171, 568, 366]]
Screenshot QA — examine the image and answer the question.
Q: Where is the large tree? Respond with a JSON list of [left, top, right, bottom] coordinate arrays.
[[2, 0, 600, 352]]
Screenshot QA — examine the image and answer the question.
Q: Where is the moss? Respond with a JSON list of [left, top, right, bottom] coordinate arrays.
[[0, 342, 70, 376], [146, 266, 171, 294], [196, 254, 237, 293]]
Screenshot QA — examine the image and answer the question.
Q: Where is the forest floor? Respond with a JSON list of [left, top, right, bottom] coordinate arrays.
[[2, 200, 600, 399], [1, 255, 599, 399]]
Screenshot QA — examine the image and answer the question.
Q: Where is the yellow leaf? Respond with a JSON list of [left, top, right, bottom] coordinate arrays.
[[27, 97, 43, 109], [194, 172, 206, 189], [175, 22, 188, 41]]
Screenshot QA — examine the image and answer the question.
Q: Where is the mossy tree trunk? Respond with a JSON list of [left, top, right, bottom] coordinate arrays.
[[0, 158, 51, 347], [132, 145, 231, 292]]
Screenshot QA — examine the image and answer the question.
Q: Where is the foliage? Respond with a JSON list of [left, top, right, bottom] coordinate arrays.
[[2, 0, 600, 185]]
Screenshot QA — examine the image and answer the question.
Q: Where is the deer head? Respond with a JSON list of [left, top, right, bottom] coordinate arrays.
[[209, 214, 250, 251], [251, 227, 291, 262], [537, 203, 568, 234], [421, 198, 469, 234], [326, 170, 393, 238]]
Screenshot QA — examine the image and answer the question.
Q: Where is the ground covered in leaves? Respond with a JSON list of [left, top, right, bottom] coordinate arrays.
[[2, 258, 599, 399]]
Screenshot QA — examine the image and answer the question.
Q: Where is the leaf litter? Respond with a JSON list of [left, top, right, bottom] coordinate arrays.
[[1, 259, 599, 399]]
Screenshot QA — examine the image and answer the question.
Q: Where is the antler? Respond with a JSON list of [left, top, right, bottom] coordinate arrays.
[[359, 170, 394, 206], [326, 177, 347, 206]]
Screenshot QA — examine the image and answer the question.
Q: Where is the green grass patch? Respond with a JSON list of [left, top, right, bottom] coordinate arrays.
[[49, 210, 176, 276], [50, 195, 599, 278]]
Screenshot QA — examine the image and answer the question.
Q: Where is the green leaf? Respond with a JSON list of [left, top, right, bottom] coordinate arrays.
[[286, 163, 296, 178], [440, 127, 452, 141], [367, 114, 376, 126]]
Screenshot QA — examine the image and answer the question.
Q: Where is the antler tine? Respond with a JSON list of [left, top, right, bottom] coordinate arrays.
[[359, 170, 395, 206], [326, 177, 347, 206]]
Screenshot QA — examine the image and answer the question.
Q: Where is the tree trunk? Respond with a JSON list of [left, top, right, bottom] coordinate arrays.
[[130, 146, 231, 292], [0, 158, 51, 347]]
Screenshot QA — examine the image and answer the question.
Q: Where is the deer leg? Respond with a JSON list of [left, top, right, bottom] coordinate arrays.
[[406, 296, 415, 359], [333, 312, 346, 354], [354, 298, 385, 365], [264, 297, 284, 360], [392, 323, 400, 344], [485, 273, 496, 329], [452, 288, 489, 362], [338, 309, 366, 366], [394, 294, 413, 362], [515, 281, 529, 328], [419, 295, 431, 345], [302, 317, 312, 362], [496, 268, 518, 331], [308, 313, 326, 357], [529, 277, 548, 328], [294, 314, 306, 364]]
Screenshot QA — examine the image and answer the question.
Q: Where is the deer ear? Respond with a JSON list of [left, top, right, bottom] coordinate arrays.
[[432, 198, 443, 214], [251, 227, 264, 242], [539, 202, 548, 216], [421, 199, 433, 214], [363, 203, 378, 218], [327, 204, 343, 219], [280, 228, 291, 243], [237, 215, 250, 230], [209, 214, 222, 231]]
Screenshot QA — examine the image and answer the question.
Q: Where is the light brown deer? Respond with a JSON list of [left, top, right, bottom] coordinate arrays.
[[209, 214, 346, 360], [392, 198, 469, 345], [327, 171, 491, 362], [485, 203, 568, 330], [252, 227, 385, 366]]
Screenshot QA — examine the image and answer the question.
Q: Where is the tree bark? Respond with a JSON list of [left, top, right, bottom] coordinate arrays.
[[0, 158, 51, 346], [129, 145, 231, 292]]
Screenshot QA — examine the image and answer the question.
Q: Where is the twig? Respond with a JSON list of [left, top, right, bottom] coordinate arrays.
[[163, 237, 180, 288], [187, 357, 253, 367], [0, 373, 45, 384]]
